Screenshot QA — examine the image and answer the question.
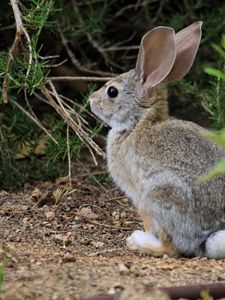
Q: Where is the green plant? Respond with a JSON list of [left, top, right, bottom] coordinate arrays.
[[0, 263, 4, 291], [0, 1, 104, 189], [201, 35, 225, 129], [198, 34, 225, 182], [198, 129, 225, 182], [205, 35, 225, 79], [53, 186, 77, 206]]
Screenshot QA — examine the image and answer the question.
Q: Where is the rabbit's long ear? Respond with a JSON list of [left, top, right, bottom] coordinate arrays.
[[164, 21, 202, 82], [136, 27, 176, 90]]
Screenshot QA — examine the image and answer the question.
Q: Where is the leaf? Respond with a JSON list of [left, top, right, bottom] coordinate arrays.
[[198, 159, 225, 182], [202, 129, 225, 147], [204, 67, 225, 80], [0, 263, 4, 290], [212, 43, 225, 60], [221, 35, 225, 49]]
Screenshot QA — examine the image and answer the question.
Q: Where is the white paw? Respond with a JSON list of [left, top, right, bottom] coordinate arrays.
[[126, 230, 161, 251]]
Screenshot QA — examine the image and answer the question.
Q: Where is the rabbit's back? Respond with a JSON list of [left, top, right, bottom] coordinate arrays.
[[136, 118, 225, 179], [134, 118, 225, 228]]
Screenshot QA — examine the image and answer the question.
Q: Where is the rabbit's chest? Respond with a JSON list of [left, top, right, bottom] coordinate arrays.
[[107, 131, 141, 205]]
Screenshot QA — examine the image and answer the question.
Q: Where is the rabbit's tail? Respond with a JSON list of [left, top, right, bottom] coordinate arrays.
[[205, 230, 225, 259]]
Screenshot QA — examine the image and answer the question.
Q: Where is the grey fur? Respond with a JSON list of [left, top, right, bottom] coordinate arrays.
[[89, 29, 225, 258]]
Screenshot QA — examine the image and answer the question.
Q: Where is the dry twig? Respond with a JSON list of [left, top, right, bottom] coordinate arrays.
[[42, 81, 104, 160], [13, 101, 58, 144], [59, 28, 116, 77], [66, 125, 72, 185], [71, 0, 123, 70], [48, 76, 113, 82]]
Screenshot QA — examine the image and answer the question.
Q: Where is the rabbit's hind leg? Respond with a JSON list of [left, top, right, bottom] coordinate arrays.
[[140, 211, 152, 232], [126, 230, 178, 257], [205, 230, 225, 259]]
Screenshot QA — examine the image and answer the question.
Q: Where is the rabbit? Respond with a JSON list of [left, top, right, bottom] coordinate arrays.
[[89, 21, 225, 259]]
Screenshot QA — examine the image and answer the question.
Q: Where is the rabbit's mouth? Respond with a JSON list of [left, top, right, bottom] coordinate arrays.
[[90, 97, 111, 125]]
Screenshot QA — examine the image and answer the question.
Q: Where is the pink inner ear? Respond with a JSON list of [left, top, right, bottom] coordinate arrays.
[[163, 21, 202, 82], [136, 27, 176, 90]]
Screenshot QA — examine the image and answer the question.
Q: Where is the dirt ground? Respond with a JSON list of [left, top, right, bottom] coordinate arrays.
[[1, 162, 225, 300]]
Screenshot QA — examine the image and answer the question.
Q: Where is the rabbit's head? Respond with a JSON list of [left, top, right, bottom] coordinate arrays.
[[90, 22, 202, 131]]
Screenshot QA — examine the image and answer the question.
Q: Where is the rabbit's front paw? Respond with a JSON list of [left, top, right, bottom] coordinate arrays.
[[126, 230, 161, 251]]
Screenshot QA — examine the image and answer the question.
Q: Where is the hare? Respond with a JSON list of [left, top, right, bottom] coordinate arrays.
[[89, 22, 225, 259]]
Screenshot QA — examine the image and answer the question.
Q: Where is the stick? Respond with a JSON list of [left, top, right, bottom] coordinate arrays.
[[82, 282, 225, 300], [2, 0, 24, 103], [48, 76, 113, 82]]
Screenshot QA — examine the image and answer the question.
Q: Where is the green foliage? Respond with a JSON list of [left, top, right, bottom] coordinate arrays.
[[45, 118, 83, 164], [0, 263, 4, 291], [201, 35, 225, 129], [198, 129, 225, 182], [198, 35, 225, 182], [204, 35, 225, 80], [0, 105, 66, 189], [0, 0, 55, 98], [21, 0, 57, 34], [8, 53, 48, 96]]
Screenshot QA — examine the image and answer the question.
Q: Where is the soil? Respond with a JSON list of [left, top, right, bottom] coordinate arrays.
[[0, 161, 225, 300]]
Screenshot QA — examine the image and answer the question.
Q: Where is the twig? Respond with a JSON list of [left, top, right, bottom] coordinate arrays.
[[2, 0, 24, 103], [44, 59, 68, 68], [42, 81, 104, 158], [2, 0, 33, 103], [84, 218, 132, 231], [59, 28, 116, 77], [66, 125, 72, 185], [115, 1, 150, 18], [22, 25, 33, 79], [71, 0, 123, 70], [81, 282, 225, 300], [0, 23, 15, 31], [183, 0, 194, 19], [76, 159, 108, 193], [108, 196, 128, 201], [88, 248, 121, 256], [13, 101, 58, 144], [103, 45, 139, 52], [201, 100, 214, 116], [39, 54, 60, 60], [49, 92, 105, 124], [24, 88, 58, 144], [11, 0, 23, 30], [48, 76, 113, 82], [152, 0, 165, 23]]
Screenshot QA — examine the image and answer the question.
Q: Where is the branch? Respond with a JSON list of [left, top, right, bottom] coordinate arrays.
[[2, 0, 24, 103], [2, 0, 33, 103], [42, 81, 104, 161], [48, 76, 113, 82], [59, 29, 116, 77], [10, 0, 23, 31], [14, 101, 58, 145]]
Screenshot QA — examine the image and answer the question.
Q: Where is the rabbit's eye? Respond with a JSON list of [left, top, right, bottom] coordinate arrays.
[[107, 86, 118, 98]]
